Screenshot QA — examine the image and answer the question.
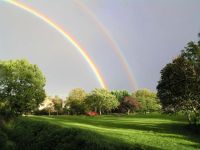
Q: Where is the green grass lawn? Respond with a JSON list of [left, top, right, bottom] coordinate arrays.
[[23, 114, 199, 150]]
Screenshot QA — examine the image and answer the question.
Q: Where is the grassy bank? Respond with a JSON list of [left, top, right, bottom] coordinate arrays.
[[3, 114, 200, 150]]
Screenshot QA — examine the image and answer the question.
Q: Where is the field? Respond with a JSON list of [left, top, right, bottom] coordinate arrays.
[[4, 114, 200, 150]]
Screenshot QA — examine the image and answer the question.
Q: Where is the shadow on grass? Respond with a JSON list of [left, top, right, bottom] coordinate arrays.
[[4, 118, 162, 150], [34, 115, 200, 150]]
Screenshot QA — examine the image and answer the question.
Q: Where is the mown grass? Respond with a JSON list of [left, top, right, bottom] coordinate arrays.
[[4, 113, 200, 150]]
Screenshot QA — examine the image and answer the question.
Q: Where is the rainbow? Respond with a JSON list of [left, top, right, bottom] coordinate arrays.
[[74, 0, 138, 90], [4, 0, 107, 89]]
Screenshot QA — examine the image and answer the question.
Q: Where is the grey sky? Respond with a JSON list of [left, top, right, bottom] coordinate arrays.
[[0, 0, 200, 97]]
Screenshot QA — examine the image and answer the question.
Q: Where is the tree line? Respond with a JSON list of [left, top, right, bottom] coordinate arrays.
[[37, 88, 160, 116], [0, 59, 160, 119]]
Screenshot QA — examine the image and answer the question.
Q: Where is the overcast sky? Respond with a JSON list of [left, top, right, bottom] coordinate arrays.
[[0, 0, 200, 97]]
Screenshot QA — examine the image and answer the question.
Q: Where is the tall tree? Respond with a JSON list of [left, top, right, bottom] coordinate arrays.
[[111, 90, 130, 102], [0, 59, 46, 116], [111, 90, 131, 113], [65, 88, 87, 114], [52, 96, 63, 115], [119, 96, 140, 115], [39, 96, 54, 116], [133, 89, 161, 114], [86, 89, 119, 115], [157, 34, 200, 124]]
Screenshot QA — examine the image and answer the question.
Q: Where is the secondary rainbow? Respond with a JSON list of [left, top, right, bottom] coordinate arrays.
[[74, 0, 138, 90], [4, 0, 107, 89]]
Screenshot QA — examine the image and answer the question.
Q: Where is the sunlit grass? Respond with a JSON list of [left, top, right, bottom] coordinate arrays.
[[28, 114, 200, 150]]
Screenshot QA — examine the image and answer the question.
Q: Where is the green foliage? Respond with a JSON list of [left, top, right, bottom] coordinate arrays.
[[52, 96, 63, 115], [34, 108, 50, 116], [0, 129, 8, 149], [37, 96, 63, 116], [157, 34, 200, 124], [133, 89, 161, 114], [42, 97, 55, 116], [66, 88, 87, 114], [111, 90, 130, 102], [86, 89, 119, 115], [119, 96, 140, 115], [0, 59, 46, 116]]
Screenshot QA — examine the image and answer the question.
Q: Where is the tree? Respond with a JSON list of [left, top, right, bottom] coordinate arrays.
[[39, 96, 54, 116], [65, 88, 87, 114], [157, 34, 200, 124], [133, 89, 161, 114], [111, 90, 130, 102], [111, 90, 131, 113], [85, 89, 119, 115], [0, 59, 46, 116], [119, 96, 140, 115], [52, 96, 63, 115]]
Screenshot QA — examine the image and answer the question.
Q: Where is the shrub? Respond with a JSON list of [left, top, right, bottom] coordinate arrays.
[[0, 130, 8, 149], [86, 112, 98, 116]]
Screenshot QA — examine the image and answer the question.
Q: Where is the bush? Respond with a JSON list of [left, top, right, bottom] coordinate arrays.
[[0, 130, 8, 149], [85, 112, 98, 116], [34, 109, 49, 115]]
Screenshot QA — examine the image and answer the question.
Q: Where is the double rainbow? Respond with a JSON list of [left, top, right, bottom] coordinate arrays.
[[74, 0, 137, 90], [4, 0, 138, 90], [4, 0, 107, 89]]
